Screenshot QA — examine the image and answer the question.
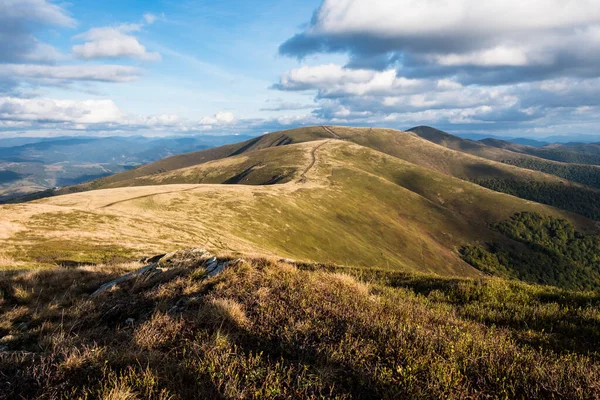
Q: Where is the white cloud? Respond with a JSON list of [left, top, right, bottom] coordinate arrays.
[[0, 0, 75, 64], [0, 95, 240, 133], [0, 64, 142, 83], [143, 13, 158, 24], [277, 64, 432, 96], [431, 46, 533, 67], [274, 0, 600, 133], [73, 24, 161, 61], [199, 111, 236, 125], [281, 0, 600, 78], [21, 42, 65, 63], [0, 0, 76, 27], [309, 0, 600, 37], [0, 97, 123, 124]]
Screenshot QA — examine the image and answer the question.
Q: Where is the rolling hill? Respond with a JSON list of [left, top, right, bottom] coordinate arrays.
[[410, 126, 600, 188], [1, 133, 597, 280], [481, 137, 600, 165], [18, 125, 597, 222]]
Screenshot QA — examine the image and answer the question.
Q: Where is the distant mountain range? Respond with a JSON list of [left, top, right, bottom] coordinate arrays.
[[456, 132, 600, 146], [0, 134, 252, 200]]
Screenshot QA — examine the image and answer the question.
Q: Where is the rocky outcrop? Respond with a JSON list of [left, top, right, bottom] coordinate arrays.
[[91, 248, 238, 298]]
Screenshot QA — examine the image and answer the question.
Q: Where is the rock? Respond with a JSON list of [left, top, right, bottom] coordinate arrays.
[[90, 262, 159, 298], [158, 248, 212, 269], [90, 248, 234, 298], [139, 254, 166, 264]]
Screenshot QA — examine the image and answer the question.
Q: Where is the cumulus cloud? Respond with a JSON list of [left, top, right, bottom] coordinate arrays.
[[260, 99, 315, 112], [0, 95, 242, 134], [280, 0, 600, 83], [199, 111, 235, 125], [0, 0, 75, 27], [275, 64, 443, 96], [273, 0, 600, 134], [73, 23, 161, 61]]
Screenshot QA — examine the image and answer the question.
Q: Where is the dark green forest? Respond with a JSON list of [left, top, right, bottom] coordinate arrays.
[[473, 178, 600, 220], [462, 212, 600, 291], [502, 158, 600, 189], [519, 148, 600, 165]]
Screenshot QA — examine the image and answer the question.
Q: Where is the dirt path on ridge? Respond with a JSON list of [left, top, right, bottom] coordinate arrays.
[[298, 140, 330, 183], [322, 126, 341, 139]]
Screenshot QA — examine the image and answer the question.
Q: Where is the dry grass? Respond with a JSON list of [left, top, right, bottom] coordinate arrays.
[[1, 256, 599, 399], [1, 139, 591, 279], [199, 297, 248, 329]]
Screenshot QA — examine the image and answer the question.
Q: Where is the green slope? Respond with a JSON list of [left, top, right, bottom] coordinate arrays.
[[1, 140, 595, 279], [410, 126, 600, 189]]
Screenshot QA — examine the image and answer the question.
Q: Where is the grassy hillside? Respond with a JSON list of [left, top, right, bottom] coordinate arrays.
[[0, 135, 253, 202], [51, 127, 334, 195], [410, 126, 600, 186], [3, 128, 600, 398], [2, 140, 594, 279], [1, 254, 599, 399], [13, 126, 600, 223], [24, 126, 580, 194], [408, 126, 600, 219]]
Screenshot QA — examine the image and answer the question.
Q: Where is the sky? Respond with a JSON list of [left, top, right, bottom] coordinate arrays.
[[1, 0, 600, 138]]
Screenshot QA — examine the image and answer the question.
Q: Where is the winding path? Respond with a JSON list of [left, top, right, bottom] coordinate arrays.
[[99, 186, 201, 209], [298, 140, 330, 183], [322, 126, 341, 139]]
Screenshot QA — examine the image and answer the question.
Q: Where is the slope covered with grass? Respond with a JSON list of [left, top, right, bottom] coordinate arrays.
[[13, 125, 600, 226], [2, 140, 593, 278], [410, 126, 600, 187], [18, 126, 585, 197], [48, 127, 334, 195], [1, 255, 599, 399]]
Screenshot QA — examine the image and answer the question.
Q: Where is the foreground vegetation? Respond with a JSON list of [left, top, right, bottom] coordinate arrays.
[[1, 254, 599, 399]]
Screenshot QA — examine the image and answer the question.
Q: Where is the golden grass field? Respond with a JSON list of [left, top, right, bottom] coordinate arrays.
[[1, 137, 592, 276]]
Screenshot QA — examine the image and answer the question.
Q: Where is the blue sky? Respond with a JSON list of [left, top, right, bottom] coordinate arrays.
[[1, 0, 600, 138]]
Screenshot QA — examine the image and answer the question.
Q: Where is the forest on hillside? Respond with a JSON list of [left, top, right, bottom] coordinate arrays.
[[519, 148, 600, 165], [462, 212, 600, 291], [502, 158, 600, 189], [473, 178, 600, 220]]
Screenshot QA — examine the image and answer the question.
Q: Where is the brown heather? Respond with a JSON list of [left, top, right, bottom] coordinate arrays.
[[0, 257, 599, 399]]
